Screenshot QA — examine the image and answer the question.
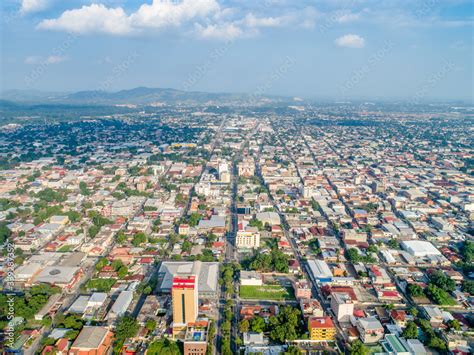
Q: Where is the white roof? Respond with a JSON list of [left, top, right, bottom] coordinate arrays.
[[35, 266, 79, 284], [401, 240, 441, 256], [307, 259, 332, 279], [158, 261, 219, 294], [69, 296, 90, 313], [110, 291, 133, 316]]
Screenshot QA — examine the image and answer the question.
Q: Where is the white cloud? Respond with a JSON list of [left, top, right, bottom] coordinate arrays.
[[37, 4, 132, 34], [336, 13, 360, 23], [24, 55, 67, 64], [45, 55, 66, 64], [37, 0, 221, 35], [20, 0, 50, 14], [335, 34, 365, 48], [131, 0, 219, 28], [195, 22, 243, 40], [24, 56, 42, 64], [33, 1, 325, 40], [242, 13, 286, 28]]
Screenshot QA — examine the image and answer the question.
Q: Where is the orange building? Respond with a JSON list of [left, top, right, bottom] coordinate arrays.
[[172, 275, 199, 337]]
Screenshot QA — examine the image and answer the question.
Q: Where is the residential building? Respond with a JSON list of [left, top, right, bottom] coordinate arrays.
[[308, 316, 336, 341], [356, 317, 384, 344], [331, 292, 354, 322]]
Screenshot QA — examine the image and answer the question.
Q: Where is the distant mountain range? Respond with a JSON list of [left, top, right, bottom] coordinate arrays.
[[1, 87, 296, 106]]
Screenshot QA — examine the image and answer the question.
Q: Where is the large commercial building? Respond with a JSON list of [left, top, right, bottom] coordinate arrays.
[[69, 326, 113, 355], [172, 275, 199, 337], [240, 271, 263, 286], [307, 259, 333, 283], [158, 261, 219, 298], [401, 240, 441, 257]]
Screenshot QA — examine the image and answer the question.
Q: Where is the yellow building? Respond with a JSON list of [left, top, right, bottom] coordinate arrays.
[[308, 316, 336, 341], [172, 275, 198, 338]]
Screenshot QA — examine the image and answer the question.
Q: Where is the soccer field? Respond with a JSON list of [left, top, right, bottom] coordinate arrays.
[[239, 285, 295, 300]]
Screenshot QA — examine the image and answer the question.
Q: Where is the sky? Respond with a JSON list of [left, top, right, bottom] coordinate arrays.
[[1, 0, 473, 101]]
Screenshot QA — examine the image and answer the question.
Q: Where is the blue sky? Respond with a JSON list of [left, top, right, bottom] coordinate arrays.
[[1, 0, 472, 101]]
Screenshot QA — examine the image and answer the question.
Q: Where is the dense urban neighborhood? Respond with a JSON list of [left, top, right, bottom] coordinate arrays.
[[0, 102, 473, 355]]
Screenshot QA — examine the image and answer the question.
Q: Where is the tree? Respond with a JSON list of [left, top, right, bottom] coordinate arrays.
[[95, 257, 108, 271], [350, 340, 369, 355], [114, 315, 138, 351], [268, 306, 302, 343], [407, 284, 424, 298], [182, 240, 192, 253], [408, 307, 418, 317], [239, 319, 250, 333], [116, 231, 127, 244], [250, 316, 266, 333], [401, 321, 418, 339], [0, 223, 12, 244], [427, 336, 446, 351], [62, 314, 84, 330], [147, 339, 180, 355], [66, 211, 81, 223], [188, 213, 202, 227], [132, 232, 147, 246], [387, 239, 399, 249], [249, 218, 264, 230], [284, 346, 302, 355], [79, 181, 90, 196], [367, 244, 378, 253], [346, 248, 361, 263], [425, 284, 456, 305], [145, 319, 157, 332], [429, 270, 455, 292], [462, 280, 474, 295], [446, 319, 461, 331]]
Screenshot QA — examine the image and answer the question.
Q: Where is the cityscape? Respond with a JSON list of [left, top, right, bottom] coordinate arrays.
[[0, 1, 473, 355], [0, 102, 472, 354]]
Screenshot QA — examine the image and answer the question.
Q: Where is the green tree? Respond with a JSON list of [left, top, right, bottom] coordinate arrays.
[[401, 321, 418, 339], [95, 257, 108, 271], [114, 315, 139, 352], [462, 280, 474, 295], [239, 319, 250, 333], [284, 346, 302, 355], [0, 223, 12, 244], [387, 239, 399, 249], [407, 284, 424, 298], [116, 230, 127, 244], [147, 339, 180, 355], [346, 248, 361, 263], [408, 307, 418, 317], [250, 316, 266, 333], [429, 271, 455, 292], [350, 340, 369, 355], [425, 284, 456, 305], [132, 232, 147, 246], [145, 319, 157, 332], [446, 319, 461, 331], [79, 181, 90, 196]]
